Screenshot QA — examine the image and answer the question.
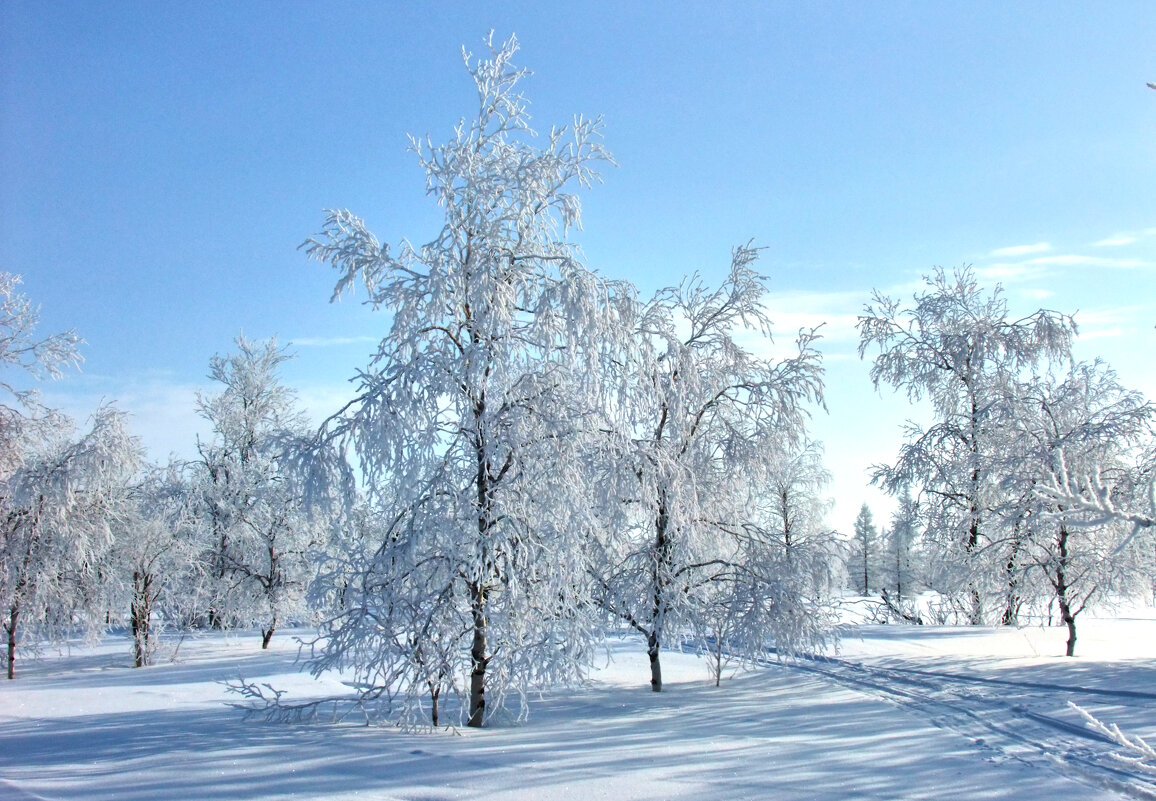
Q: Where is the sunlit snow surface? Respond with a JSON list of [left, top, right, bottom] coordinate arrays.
[[4, 611, 1156, 800]]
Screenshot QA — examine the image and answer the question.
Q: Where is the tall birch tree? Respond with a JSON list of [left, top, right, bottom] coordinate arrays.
[[303, 34, 624, 726], [1, 406, 140, 678], [194, 336, 319, 647], [592, 250, 826, 691], [858, 266, 1075, 623]]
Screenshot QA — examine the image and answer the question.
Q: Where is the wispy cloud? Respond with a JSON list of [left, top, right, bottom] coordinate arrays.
[[1094, 234, 1138, 247], [975, 262, 1046, 283], [1017, 287, 1054, 301], [1024, 254, 1151, 269], [290, 335, 379, 348], [41, 376, 209, 462], [1079, 327, 1126, 340], [977, 253, 1153, 284], [1093, 227, 1156, 248], [989, 242, 1051, 258], [1071, 306, 1145, 341]]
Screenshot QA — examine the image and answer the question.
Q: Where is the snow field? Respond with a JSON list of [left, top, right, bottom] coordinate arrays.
[[6, 619, 1156, 800]]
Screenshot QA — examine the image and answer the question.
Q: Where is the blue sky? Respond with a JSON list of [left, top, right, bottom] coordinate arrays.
[[3, 2, 1154, 532]]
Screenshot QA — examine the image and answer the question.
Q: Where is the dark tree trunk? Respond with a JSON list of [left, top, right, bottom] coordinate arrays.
[[1059, 598, 1077, 657], [261, 618, 276, 650], [467, 397, 492, 729], [5, 604, 18, 680], [648, 493, 670, 692], [1001, 535, 1022, 627], [131, 570, 153, 668], [1054, 524, 1078, 657], [895, 542, 903, 603], [648, 629, 663, 692], [467, 581, 488, 728], [429, 682, 440, 727], [965, 401, 983, 626]]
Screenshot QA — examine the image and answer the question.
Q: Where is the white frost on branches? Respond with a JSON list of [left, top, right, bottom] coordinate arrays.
[[592, 247, 829, 691], [302, 33, 627, 727], [0, 406, 141, 678]]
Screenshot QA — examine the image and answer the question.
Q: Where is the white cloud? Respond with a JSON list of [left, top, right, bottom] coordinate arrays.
[[976, 252, 1153, 285], [289, 335, 379, 348], [1071, 306, 1146, 342], [1017, 287, 1054, 301], [295, 382, 361, 425], [975, 262, 1046, 282], [41, 376, 209, 462], [1024, 254, 1151, 269], [1094, 234, 1138, 247], [39, 371, 366, 463], [1079, 326, 1127, 340], [1074, 306, 1142, 327], [1092, 227, 1156, 247], [989, 242, 1051, 258]]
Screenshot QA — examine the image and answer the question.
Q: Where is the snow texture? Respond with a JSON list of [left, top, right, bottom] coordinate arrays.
[[4, 613, 1156, 799]]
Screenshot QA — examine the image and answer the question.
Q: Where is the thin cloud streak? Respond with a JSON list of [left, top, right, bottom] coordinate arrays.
[[290, 335, 379, 348], [990, 242, 1051, 258], [1093, 227, 1156, 248]]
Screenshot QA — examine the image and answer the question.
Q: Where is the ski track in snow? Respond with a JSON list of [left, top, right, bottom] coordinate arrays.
[[785, 653, 1156, 800]]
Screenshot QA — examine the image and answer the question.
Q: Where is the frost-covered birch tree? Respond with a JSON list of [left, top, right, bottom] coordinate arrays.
[[1013, 362, 1154, 655], [302, 34, 625, 726], [858, 266, 1075, 624], [592, 250, 827, 691], [111, 462, 205, 667], [0, 406, 140, 678], [0, 273, 82, 477], [194, 336, 320, 646], [763, 438, 834, 563]]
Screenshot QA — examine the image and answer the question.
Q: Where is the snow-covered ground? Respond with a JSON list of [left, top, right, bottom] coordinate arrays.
[[4, 613, 1156, 800]]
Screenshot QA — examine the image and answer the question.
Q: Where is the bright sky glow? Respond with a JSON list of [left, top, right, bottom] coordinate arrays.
[[2, 2, 1154, 532]]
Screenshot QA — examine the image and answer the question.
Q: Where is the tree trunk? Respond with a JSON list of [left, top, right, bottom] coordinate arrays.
[[648, 494, 669, 692], [967, 584, 983, 626], [467, 582, 488, 727], [429, 682, 440, 727], [713, 628, 724, 687], [261, 617, 276, 649], [966, 414, 983, 626], [1001, 535, 1022, 627], [648, 629, 663, 692], [1054, 524, 1077, 657], [895, 542, 903, 603], [131, 570, 152, 668], [1060, 599, 1077, 657], [5, 604, 18, 680]]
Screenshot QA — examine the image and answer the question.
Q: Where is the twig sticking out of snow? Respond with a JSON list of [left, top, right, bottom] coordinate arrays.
[[225, 676, 373, 727], [1071, 702, 1156, 777]]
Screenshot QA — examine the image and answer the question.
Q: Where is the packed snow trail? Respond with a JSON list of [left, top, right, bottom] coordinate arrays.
[[782, 652, 1156, 799]]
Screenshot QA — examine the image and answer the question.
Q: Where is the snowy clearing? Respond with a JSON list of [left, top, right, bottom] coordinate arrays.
[[3, 616, 1156, 801]]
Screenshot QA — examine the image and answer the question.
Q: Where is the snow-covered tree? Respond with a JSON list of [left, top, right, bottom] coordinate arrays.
[[302, 34, 624, 726], [763, 438, 834, 561], [0, 273, 82, 477], [885, 488, 919, 603], [194, 336, 320, 647], [858, 266, 1076, 623], [592, 250, 827, 692], [1038, 392, 1156, 549], [111, 463, 205, 667], [0, 406, 141, 678], [1013, 361, 1154, 655], [851, 503, 878, 596]]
